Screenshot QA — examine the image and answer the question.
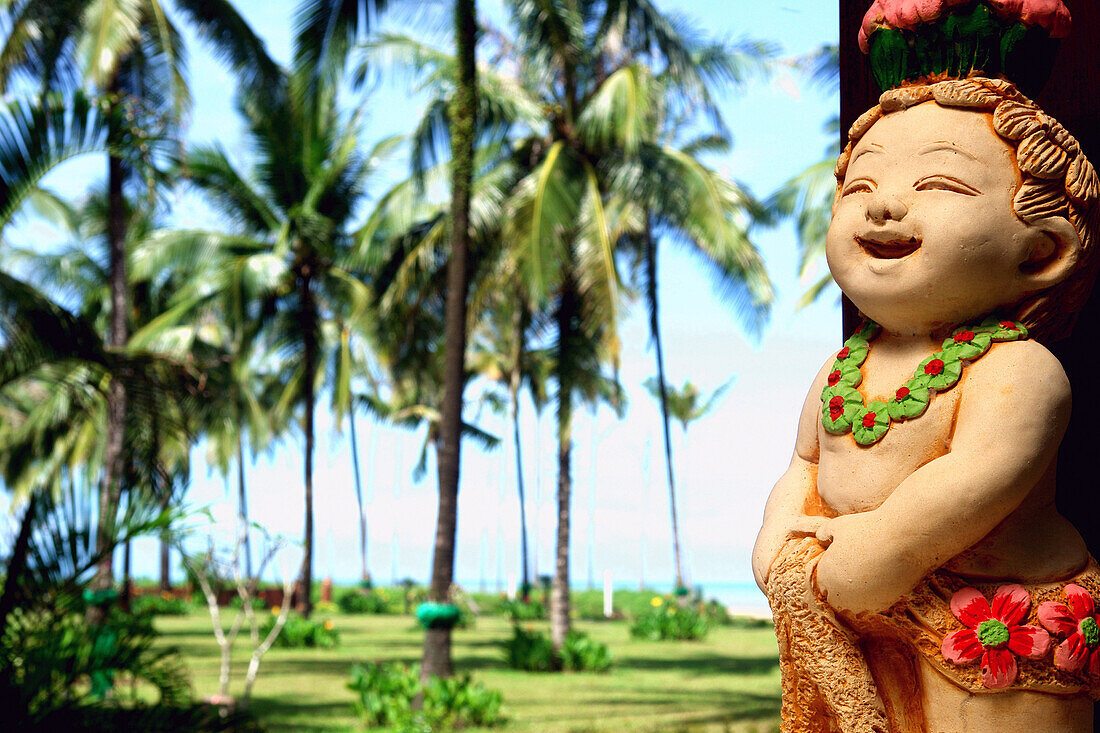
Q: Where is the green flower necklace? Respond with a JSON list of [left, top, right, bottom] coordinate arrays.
[[821, 316, 1029, 446]]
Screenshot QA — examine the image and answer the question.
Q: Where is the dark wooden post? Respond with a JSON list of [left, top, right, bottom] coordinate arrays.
[[840, 2, 1100, 725]]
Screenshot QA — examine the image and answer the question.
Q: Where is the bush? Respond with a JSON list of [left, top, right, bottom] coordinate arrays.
[[132, 593, 192, 616], [500, 598, 546, 621], [227, 596, 266, 611], [629, 597, 710, 641], [336, 588, 395, 615], [502, 626, 611, 672], [1, 607, 190, 723], [347, 662, 504, 731], [262, 614, 340, 648], [559, 631, 613, 672], [502, 625, 556, 672]]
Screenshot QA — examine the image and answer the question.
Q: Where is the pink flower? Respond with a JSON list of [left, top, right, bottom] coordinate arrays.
[[860, 0, 973, 51], [988, 0, 1072, 38], [941, 584, 1051, 689], [1037, 584, 1100, 675], [859, 0, 1072, 52]]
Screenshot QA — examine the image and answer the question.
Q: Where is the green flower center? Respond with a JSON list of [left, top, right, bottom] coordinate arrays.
[[1079, 616, 1100, 647], [978, 619, 1010, 648]]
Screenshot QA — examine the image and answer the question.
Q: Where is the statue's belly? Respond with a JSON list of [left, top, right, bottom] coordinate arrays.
[[816, 390, 958, 514]]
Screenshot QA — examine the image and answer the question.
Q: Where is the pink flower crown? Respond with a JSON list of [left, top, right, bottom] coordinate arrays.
[[858, 0, 1071, 94]]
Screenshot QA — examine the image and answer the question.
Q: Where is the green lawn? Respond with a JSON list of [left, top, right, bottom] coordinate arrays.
[[155, 612, 782, 732]]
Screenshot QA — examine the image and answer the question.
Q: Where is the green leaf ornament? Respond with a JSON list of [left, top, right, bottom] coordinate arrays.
[[887, 381, 931, 421], [820, 318, 1028, 442], [853, 401, 891, 446], [822, 385, 863, 435], [942, 329, 993, 360], [917, 351, 962, 392], [828, 359, 863, 389]]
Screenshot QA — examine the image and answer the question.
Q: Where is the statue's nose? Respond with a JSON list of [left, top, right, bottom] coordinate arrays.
[[866, 193, 908, 223]]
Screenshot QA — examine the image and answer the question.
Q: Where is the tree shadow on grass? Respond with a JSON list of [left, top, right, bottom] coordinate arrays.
[[614, 652, 780, 676], [247, 696, 349, 732]]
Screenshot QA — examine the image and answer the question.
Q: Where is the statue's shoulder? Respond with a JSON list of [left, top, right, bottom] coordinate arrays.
[[963, 338, 1071, 407]]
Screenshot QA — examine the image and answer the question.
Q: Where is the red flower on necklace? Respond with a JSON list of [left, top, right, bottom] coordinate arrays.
[[953, 330, 975, 343], [895, 386, 910, 401], [828, 395, 845, 422], [924, 359, 945, 376], [837, 346, 851, 360], [1000, 320, 1018, 331], [861, 411, 878, 428], [941, 585, 1051, 689], [828, 370, 842, 386], [1037, 584, 1100, 675]]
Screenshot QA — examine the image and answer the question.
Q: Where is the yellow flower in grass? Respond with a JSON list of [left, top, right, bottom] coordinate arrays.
[[650, 597, 663, 607], [324, 620, 335, 631], [271, 605, 281, 616], [669, 608, 677, 616]]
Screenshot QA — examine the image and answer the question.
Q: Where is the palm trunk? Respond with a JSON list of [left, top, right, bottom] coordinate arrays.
[[298, 269, 317, 619], [644, 221, 684, 589], [89, 101, 129, 623], [421, 0, 478, 682], [550, 282, 578, 654], [350, 402, 369, 583], [237, 432, 253, 580], [510, 304, 531, 600], [512, 391, 531, 601]]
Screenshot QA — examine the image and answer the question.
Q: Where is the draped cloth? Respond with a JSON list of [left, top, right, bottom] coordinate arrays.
[[766, 537, 890, 733]]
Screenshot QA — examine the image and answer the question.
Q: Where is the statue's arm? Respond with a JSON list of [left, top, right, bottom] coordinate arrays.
[[752, 357, 832, 591], [815, 340, 1071, 614]]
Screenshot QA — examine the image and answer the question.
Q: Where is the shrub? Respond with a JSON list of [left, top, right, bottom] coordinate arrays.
[[503, 625, 556, 672], [347, 662, 504, 731], [262, 614, 340, 648], [227, 596, 266, 611], [559, 631, 613, 672], [500, 598, 546, 621], [2, 607, 190, 723], [629, 598, 710, 641], [503, 626, 611, 672], [132, 593, 192, 616], [336, 588, 395, 615]]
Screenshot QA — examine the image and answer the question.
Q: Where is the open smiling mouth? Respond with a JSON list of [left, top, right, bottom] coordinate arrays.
[[856, 236, 921, 260]]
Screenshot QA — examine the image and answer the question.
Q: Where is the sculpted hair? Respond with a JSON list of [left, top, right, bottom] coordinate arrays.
[[834, 77, 1100, 343]]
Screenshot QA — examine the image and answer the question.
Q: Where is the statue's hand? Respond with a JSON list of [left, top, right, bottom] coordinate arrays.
[[814, 513, 908, 614]]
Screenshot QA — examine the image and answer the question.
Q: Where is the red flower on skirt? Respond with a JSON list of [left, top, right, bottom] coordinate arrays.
[[1037, 584, 1100, 675], [941, 584, 1051, 689]]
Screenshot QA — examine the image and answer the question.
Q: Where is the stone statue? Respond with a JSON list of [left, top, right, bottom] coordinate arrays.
[[752, 1, 1100, 730]]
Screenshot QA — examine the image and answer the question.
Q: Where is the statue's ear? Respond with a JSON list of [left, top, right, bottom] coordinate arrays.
[[1019, 216, 1082, 291]]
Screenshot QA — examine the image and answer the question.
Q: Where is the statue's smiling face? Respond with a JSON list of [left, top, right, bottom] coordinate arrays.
[[826, 101, 1038, 333]]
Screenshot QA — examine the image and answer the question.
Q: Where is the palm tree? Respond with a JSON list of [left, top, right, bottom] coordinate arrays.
[[769, 44, 840, 307], [468, 292, 552, 601], [643, 376, 730, 586], [0, 0, 278, 613], [180, 56, 395, 616], [496, 0, 773, 653]]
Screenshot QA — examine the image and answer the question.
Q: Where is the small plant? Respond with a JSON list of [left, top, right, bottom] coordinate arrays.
[[500, 598, 546, 620], [347, 662, 419, 727], [262, 613, 340, 648], [336, 588, 394, 614], [630, 597, 710, 641], [503, 625, 556, 672], [227, 596, 266, 611], [132, 592, 192, 616], [560, 630, 613, 672], [347, 662, 504, 731], [502, 626, 612, 672]]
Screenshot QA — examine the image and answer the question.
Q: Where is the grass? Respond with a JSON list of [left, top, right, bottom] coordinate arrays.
[[155, 611, 781, 732]]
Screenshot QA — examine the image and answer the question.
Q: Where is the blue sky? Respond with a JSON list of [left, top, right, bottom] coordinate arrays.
[[5, 0, 843, 606]]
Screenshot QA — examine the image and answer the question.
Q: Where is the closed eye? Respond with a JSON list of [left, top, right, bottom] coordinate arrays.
[[841, 179, 875, 197], [915, 175, 981, 196]]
